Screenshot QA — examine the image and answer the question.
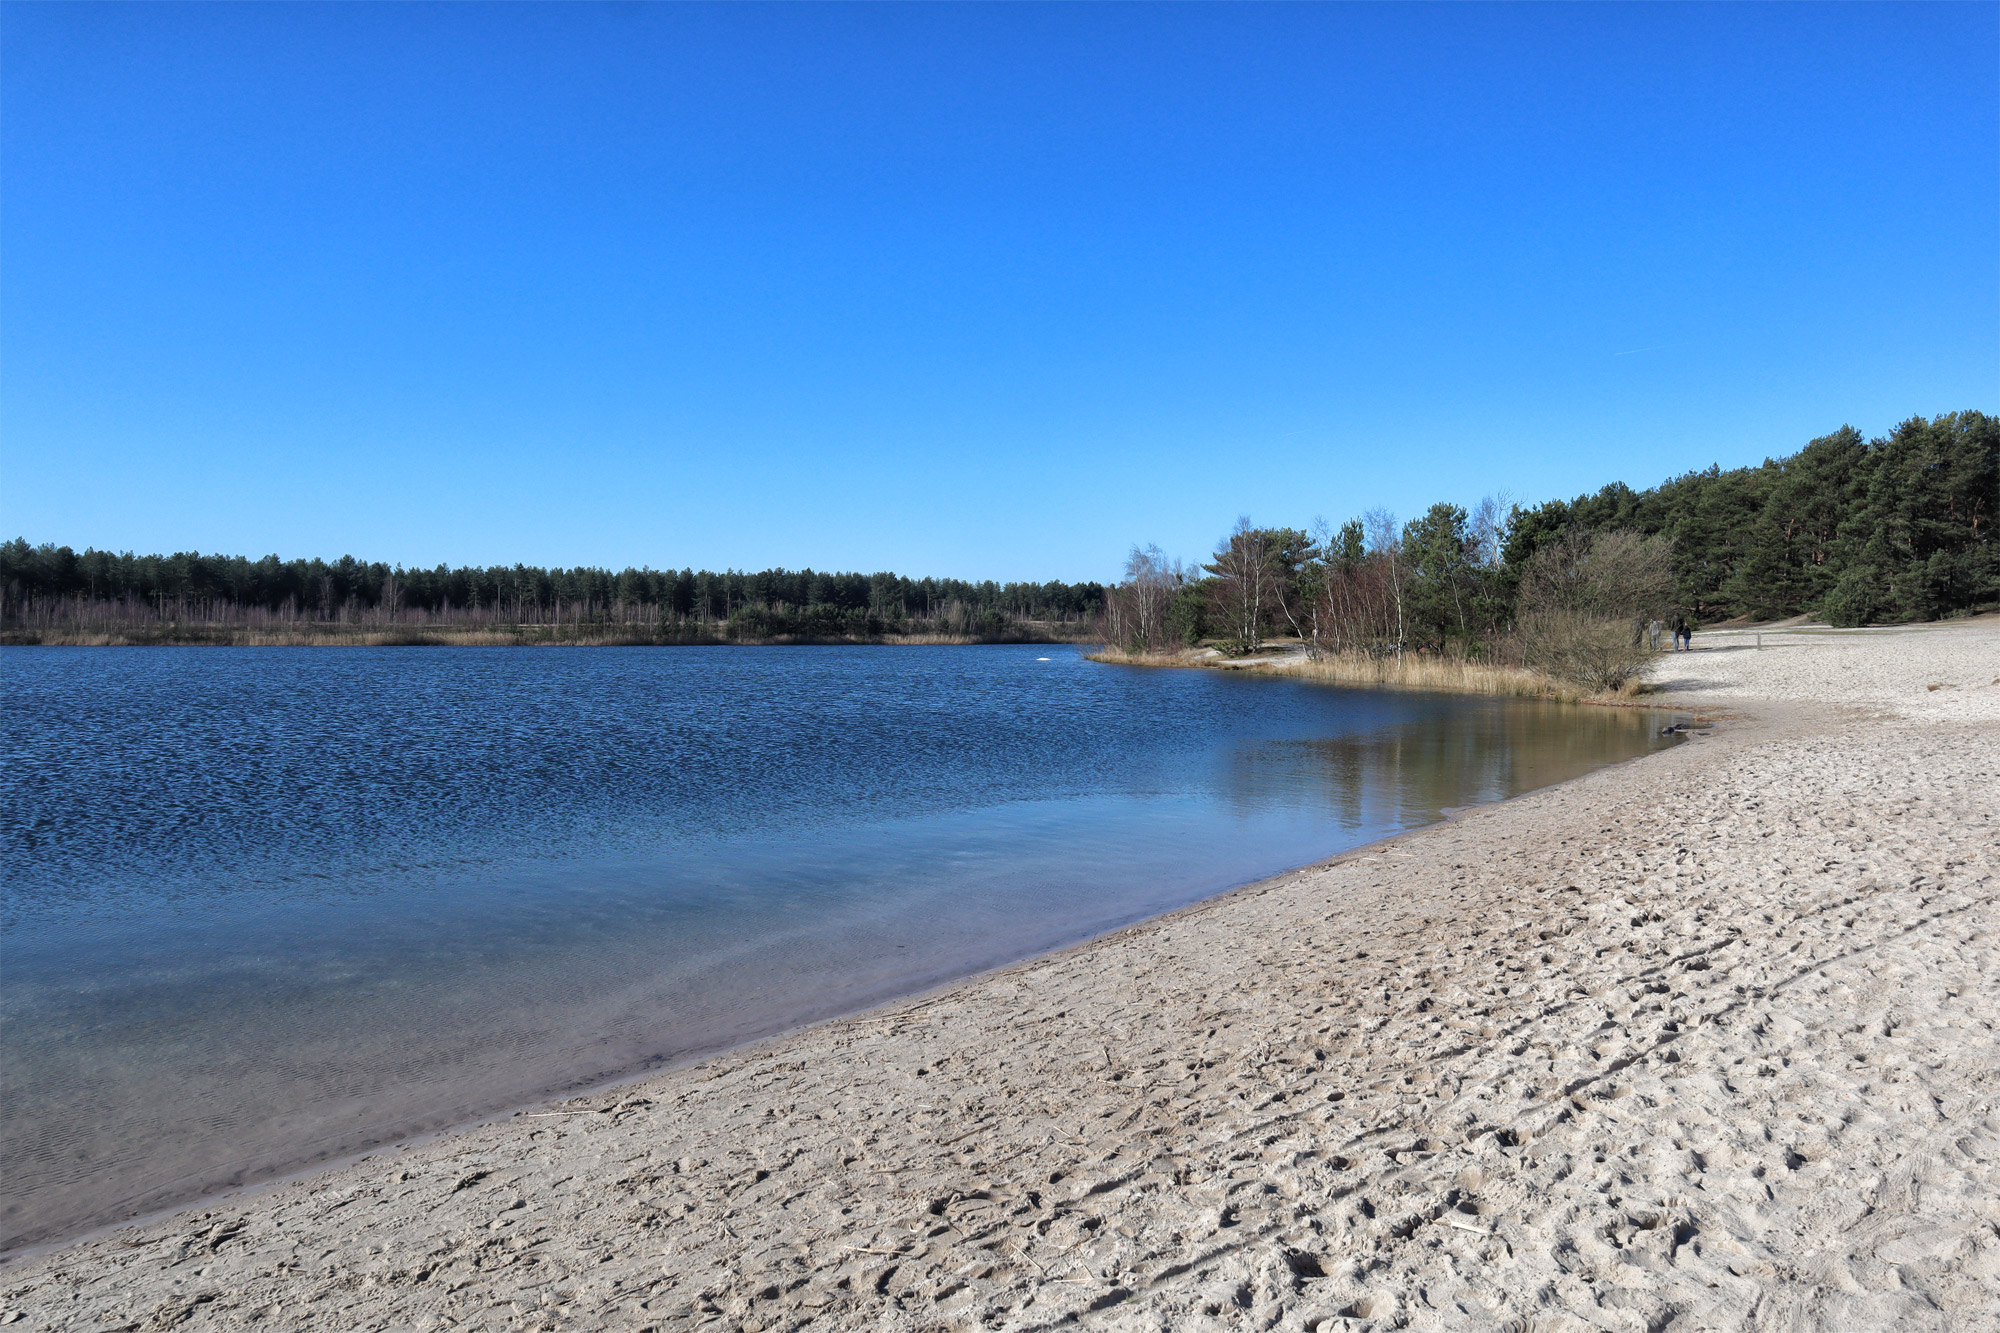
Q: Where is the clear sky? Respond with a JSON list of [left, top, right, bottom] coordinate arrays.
[[2, 3, 1994, 583]]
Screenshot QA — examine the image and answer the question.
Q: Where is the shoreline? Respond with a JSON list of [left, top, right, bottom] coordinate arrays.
[[1089, 641, 1626, 704], [0, 630, 1093, 649], [1088, 614, 2000, 707], [0, 805, 1559, 1270], [0, 694, 1682, 1259], [5, 619, 1996, 1330]]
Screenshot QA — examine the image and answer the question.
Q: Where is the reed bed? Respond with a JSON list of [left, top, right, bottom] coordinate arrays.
[[1088, 643, 1663, 704], [1280, 651, 1577, 699], [1082, 646, 1212, 668]]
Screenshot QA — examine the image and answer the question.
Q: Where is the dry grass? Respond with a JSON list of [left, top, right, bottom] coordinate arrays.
[[1280, 651, 1578, 699], [1088, 643, 1665, 704], [1282, 653, 1666, 705], [3, 627, 572, 648], [1083, 646, 1212, 668]]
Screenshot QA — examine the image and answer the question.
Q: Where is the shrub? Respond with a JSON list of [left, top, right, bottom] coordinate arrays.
[[1512, 528, 1673, 692], [1515, 610, 1657, 692]]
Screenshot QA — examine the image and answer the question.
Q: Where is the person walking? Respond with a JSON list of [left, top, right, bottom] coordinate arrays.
[[1671, 616, 1688, 650], [1647, 618, 1663, 650]]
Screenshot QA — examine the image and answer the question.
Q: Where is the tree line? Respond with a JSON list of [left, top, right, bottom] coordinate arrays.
[[0, 545, 1106, 642], [7, 410, 1990, 652], [1103, 411, 1997, 681]]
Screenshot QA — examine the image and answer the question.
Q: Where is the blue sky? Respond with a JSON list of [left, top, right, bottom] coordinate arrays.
[[2, 3, 1994, 583]]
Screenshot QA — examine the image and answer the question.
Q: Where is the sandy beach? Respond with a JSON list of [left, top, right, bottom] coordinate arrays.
[[5, 619, 1996, 1332]]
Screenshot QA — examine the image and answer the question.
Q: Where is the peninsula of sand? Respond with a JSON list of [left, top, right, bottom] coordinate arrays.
[[6, 619, 1997, 1332]]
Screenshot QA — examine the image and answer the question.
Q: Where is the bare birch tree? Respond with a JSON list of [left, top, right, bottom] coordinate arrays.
[[1282, 518, 1333, 655], [1205, 517, 1276, 654], [1469, 492, 1511, 571], [1363, 508, 1406, 659], [1103, 543, 1182, 654]]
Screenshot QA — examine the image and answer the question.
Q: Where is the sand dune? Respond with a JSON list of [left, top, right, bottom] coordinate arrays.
[[6, 619, 1997, 1331]]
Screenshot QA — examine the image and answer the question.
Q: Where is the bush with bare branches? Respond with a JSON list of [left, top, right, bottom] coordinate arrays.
[[1513, 529, 1673, 690], [1100, 544, 1187, 654]]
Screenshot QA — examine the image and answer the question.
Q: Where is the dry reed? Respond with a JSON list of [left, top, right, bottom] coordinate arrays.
[[1082, 647, 1211, 668], [1088, 644, 1663, 704], [1280, 652, 1578, 700]]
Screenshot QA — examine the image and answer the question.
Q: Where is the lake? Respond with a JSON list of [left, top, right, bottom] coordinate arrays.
[[0, 645, 1678, 1250]]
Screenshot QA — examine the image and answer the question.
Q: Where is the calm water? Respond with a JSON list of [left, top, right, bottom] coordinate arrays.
[[0, 646, 1677, 1249]]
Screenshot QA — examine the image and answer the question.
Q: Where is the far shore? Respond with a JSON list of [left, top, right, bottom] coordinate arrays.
[[9, 612, 1973, 662], [5, 618, 1996, 1332], [1088, 614, 2000, 706], [0, 626, 1092, 648]]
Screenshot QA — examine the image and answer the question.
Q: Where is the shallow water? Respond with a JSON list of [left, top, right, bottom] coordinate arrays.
[[0, 645, 1677, 1250]]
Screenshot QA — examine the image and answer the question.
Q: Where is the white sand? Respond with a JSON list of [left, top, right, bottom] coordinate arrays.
[[6, 619, 1997, 1332], [1655, 619, 2000, 724]]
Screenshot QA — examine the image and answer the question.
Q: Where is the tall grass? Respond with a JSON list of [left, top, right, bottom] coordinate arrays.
[[1088, 643, 1661, 703], [1280, 651, 1578, 700], [1083, 646, 1211, 668]]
